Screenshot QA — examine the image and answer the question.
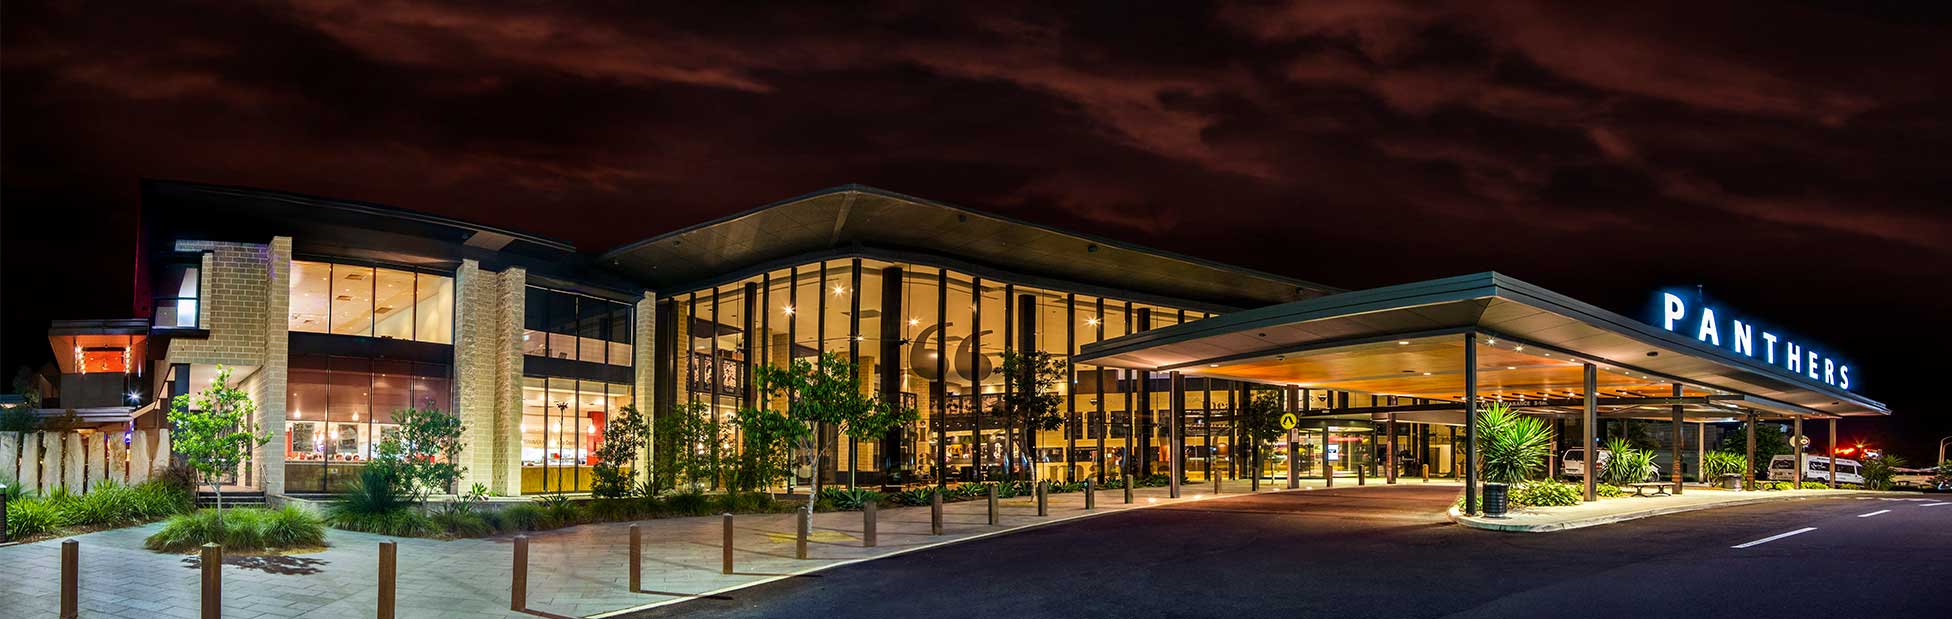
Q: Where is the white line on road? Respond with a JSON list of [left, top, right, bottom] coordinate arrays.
[[1731, 527, 1818, 549], [1922, 502, 1950, 507], [1858, 510, 1891, 518]]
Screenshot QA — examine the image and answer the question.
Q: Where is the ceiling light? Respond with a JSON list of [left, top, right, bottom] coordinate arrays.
[[1397, 341, 1410, 345], [782, 305, 795, 315], [1506, 366, 1516, 370], [908, 318, 920, 326], [1209, 364, 1219, 368], [1422, 372, 1431, 376], [832, 285, 846, 295]]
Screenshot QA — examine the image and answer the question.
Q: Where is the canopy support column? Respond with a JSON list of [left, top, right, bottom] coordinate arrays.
[[1168, 371, 1183, 499], [1744, 412, 1758, 488], [1463, 333, 1479, 515], [1671, 383, 1684, 495], [1827, 419, 1837, 483], [1386, 414, 1398, 484], [1583, 363, 1597, 502], [1285, 385, 1299, 490], [1792, 415, 1804, 487]]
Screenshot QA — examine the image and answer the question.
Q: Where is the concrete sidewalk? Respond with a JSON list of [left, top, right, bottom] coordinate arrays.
[[1450, 487, 1911, 532], [0, 477, 1447, 619]]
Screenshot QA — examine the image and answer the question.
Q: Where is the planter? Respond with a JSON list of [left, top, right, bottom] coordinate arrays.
[[1718, 474, 1742, 490]]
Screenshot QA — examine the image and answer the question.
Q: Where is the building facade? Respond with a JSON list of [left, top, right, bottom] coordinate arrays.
[[32, 181, 1881, 500]]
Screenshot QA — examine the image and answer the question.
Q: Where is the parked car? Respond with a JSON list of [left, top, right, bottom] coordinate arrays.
[[1561, 448, 1660, 480], [1767, 454, 1864, 485]]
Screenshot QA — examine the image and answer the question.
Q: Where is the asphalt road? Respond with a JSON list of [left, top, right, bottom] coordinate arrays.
[[621, 486, 1952, 618]]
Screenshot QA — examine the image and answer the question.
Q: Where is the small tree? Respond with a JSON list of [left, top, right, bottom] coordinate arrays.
[[1475, 403, 1553, 484], [378, 407, 465, 509], [988, 350, 1068, 481], [167, 365, 269, 521], [1236, 390, 1286, 480], [749, 353, 916, 512], [653, 402, 721, 492], [592, 405, 651, 498], [1718, 421, 1792, 477], [732, 407, 802, 492]]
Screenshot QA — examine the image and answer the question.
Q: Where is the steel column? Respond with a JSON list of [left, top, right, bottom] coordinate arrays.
[[1286, 384, 1300, 490], [1386, 414, 1398, 484], [1745, 412, 1758, 487], [1671, 383, 1684, 495], [1464, 334, 1479, 515], [1169, 371, 1184, 498], [1582, 363, 1598, 502], [1828, 418, 1838, 483], [1792, 416, 1804, 486]]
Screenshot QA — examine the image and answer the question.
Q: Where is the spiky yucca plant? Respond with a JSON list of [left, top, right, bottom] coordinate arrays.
[[1476, 403, 1553, 484]]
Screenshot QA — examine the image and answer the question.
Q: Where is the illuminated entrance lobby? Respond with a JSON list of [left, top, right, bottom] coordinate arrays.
[[1076, 272, 1889, 513]]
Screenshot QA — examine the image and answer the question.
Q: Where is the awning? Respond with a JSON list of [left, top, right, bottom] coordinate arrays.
[[1075, 272, 1887, 418]]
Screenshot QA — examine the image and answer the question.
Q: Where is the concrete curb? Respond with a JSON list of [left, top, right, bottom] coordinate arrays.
[[1448, 490, 1902, 532]]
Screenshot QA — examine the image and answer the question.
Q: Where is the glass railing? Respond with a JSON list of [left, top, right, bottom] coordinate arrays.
[[152, 297, 199, 328]]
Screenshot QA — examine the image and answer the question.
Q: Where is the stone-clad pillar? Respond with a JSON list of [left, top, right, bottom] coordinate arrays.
[[633, 291, 657, 488], [455, 260, 527, 497], [257, 237, 292, 495]]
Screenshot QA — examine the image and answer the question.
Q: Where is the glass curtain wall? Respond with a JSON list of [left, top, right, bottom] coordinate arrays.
[[284, 355, 451, 493], [289, 260, 454, 343], [671, 259, 1205, 490], [520, 286, 636, 494]]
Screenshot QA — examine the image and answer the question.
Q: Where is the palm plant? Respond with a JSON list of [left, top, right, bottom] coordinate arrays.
[[1598, 437, 1655, 485], [1700, 451, 1746, 480], [1475, 403, 1553, 484]]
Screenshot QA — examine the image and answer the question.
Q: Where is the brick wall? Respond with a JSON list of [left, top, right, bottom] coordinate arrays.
[[166, 237, 290, 495]]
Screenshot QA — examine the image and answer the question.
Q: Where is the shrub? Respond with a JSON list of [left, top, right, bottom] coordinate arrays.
[[535, 495, 583, 527], [890, 487, 936, 506], [1800, 481, 1830, 490], [715, 491, 779, 514], [6, 496, 68, 539], [145, 506, 326, 553], [496, 504, 548, 531], [1838, 483, 1863, 490], [329, 507, 432, 537], [587, 498, 641, 522], [1595, 484, 1624, 498], [429, 510, 493, 538], [1862, 455, 1906, 490], [663, 490, 711, 516], [1510, 480, 1581, 507], [817, 487, 882, 511], [1137, 474, 1171, 488], [1700, 451, 1747, 480]]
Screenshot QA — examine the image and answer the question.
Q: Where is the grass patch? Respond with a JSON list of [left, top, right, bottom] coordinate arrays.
[[4, 479, 195, 542], [144, 506, 327, 554]]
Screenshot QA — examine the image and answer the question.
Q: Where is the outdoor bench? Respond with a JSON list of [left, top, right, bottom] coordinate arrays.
[[1624, 482, 1674, 497]]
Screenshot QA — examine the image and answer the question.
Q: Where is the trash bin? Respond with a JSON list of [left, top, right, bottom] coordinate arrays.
[[1483, 482, 1509, 518]]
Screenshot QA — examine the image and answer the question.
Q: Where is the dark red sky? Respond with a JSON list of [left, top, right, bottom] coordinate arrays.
[[4, 1, 1949, 460]]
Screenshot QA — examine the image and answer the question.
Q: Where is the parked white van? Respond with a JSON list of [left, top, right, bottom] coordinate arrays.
[[1561, 448, 1660, 480], [1768, 454, 1864, 485]]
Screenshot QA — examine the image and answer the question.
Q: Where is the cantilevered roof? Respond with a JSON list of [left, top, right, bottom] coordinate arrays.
[[1076, 272, 1888, 417], [600, 185, 1340, 310]]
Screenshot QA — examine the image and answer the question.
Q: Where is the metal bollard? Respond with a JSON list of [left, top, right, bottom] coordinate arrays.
[[200, 543, 221, 619], [930, 490, 944, 535], [378, 541, 397, 619], [1036, 481, 1048, 516], [1358, 464, 1367, 486], [1214, 472, 1221, 494], [988, 484, 999, 525], [721, 513, 734, 574], [628, 524, 642, 592], [1325, 467, 1334, 488], [1123, 475, 1134, 504], [1422, 464, 1430, 483], [510, 535, 528, 611], [61, 539, 78, 619], [796, 506, 810, 559], [1085, 479, 1096, 510], [864, 500, 877, 548]]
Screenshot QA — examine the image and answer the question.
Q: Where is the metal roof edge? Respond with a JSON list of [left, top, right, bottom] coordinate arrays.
[[141, 179, 579, 253]]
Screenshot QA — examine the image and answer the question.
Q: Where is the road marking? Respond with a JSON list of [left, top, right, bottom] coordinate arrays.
[[1731, 527, 1817, 549], [1921, 502, 1950, 507], [1857, 509, 1891, 518]]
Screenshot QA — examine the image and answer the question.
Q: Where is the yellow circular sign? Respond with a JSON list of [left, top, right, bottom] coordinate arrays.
[[1279, 412, 1298, 430]]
